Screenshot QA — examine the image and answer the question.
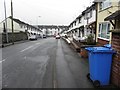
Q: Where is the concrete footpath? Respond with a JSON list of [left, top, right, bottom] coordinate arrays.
[[0, 40, 29, 48], [61, 37, 117, 88], [62, 37, 80, 52]]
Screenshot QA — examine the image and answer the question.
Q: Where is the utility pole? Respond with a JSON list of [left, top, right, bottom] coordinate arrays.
[[38, 16, 41, 25], [37, 16, 41, 35], [4, 0, 8, 43], [11, 0, 14, 44]]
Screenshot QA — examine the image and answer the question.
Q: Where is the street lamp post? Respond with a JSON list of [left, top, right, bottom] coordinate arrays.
[[37, 16, 41, 37], [11, 0, 14, 44], [57, 26, 60, 35], [38, 16, 41, 25]]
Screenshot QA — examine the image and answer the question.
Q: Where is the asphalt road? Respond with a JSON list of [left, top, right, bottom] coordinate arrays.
[[1, 37, 93, 88]]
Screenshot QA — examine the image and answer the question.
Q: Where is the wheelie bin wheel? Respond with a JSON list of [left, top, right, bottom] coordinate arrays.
[[93, 80, 100, 87], [86, 73, 90, 79]]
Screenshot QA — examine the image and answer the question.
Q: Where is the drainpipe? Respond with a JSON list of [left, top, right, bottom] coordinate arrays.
[[95, 3, 98, 43]]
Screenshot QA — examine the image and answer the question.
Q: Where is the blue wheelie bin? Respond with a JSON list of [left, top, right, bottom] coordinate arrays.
[[85, 44, 115, 87]]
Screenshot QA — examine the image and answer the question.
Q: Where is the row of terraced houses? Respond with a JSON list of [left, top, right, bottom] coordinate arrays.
[[63, 0, 120, 87], [0, 16, 43, 44], [0, 16, 68, 44]]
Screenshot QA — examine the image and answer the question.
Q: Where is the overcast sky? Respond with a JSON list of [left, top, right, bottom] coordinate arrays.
[[0, 0, 94, 25]]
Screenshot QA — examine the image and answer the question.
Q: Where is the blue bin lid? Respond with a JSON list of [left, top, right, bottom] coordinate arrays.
[[85, 47, 115, 53], [104, 44, 112, 48]]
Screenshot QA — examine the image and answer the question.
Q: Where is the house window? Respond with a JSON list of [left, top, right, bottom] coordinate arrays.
[[99, 2, 103, 10], [74, 21, 76, 26], [82, 29, 84, 37], [98, 22, 110, 39], [72, 24, 73, 27], [20, 25, 23, 28], [84, 13, 88, 20], [99, 0, 112, 10], [79, 18, 81, 23], [3, 23, 6, 33], [24, 25, 26, 28], [90, 10, 92, 18]]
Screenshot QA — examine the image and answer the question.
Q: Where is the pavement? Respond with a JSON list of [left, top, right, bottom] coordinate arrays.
[[1, 37, 115, 88], [62, 37, 71, 44], [0, 40, 29, 48]]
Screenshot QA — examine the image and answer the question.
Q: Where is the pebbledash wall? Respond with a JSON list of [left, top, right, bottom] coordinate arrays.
[[111, 31, 120, 87]]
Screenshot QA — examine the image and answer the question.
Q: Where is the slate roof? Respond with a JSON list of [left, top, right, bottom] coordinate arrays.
[[9, 16, 41, 31]]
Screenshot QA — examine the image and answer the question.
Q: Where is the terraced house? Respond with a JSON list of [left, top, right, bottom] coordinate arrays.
[[104, 0, 120, 87], [95, 0, 120, 46], [65, 0, 120, 87], [37, 25, 68, 37], [66, 3, 97, 48], [0, 16, 42, 43]]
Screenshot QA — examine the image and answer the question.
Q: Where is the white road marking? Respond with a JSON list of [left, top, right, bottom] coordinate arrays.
[[20, 46, 33, 52], [53, 80, 57, 88], [0, 59, 6, 63], [2, 59, 6, 62], [35, 43, 40, 45]]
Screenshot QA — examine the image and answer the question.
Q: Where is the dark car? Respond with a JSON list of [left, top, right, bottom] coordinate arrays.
[[43, 35, 47, 38]]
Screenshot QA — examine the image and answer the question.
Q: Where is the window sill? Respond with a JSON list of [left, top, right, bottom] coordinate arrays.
[[98, 37, 110, 41]]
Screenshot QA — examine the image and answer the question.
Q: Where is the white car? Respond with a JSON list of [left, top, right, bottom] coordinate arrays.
[[56, 35, 60, 39], [29, 35, 37, 40]]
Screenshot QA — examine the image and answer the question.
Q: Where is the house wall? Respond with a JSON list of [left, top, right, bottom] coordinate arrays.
[[42, 29, 46, 35], [78, 17, 84, 27], [39, 26, 63, 36], [84, 17, 87, 26], [97, 38, 109, 46], [116, 20, 120, 29], [0, 18, 23, 33], [80, 5, 96, 39], [83, 8, 96, 38], [0, 21, 4, 33], [6, 18, 20, 32], [67, 5, 96, 42], [52, 28, 56, 35], [111, 32, 120, 87], [88, 10, 96, 24], [96, 0, 119, 45]]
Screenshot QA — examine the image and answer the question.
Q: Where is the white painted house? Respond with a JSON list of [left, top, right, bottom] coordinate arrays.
[[0, 16, 42, 39], [82, 4, 96, 40], [66, 3, 96, 41], [37, 25, 68, 37]]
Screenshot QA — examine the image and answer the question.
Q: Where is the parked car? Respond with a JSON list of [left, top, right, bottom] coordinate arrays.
[[43, 35, 47, 38], [56, 35, 60, 39], [29, 35, 37, 40]]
